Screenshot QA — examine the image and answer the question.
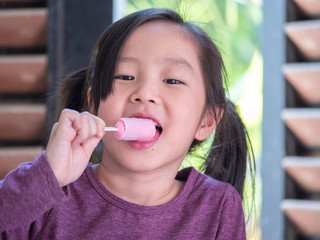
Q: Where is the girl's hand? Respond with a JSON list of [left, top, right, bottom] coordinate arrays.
[[46, 109, 105, 187]]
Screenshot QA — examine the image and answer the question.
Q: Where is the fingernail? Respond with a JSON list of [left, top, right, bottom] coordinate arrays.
[[97, 130, 104, 138]]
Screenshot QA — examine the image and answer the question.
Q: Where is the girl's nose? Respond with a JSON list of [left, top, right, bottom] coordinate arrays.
[[129, 84, 161, 105]]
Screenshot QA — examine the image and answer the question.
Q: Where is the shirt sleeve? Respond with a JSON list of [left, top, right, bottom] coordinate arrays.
[[215, 185, 247, 240], [0, 151, 66, 235]]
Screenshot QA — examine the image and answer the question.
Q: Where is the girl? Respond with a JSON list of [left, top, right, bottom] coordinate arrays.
[[0, 8, 255, 239]]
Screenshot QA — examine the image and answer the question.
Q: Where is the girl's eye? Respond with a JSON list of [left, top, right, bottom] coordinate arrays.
[[163, 79, 183, 85], [114, 75, 135, 80]]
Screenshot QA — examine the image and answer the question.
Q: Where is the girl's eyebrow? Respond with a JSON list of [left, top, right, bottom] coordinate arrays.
[[117, 56, 139, 64], [163, 57, 194, 71], [117, 56, 194, 71]]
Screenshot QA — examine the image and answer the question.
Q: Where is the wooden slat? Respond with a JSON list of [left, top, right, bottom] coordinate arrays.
[[282, 109, 320, 148], [0, 55, 47, 93], [0, 8, 47, 47], [283, 156, 320, 191], [0, 104, 46, 141], [293, 0, 320, 17], [282, 200, 320, 236], [0, 146, 43, 179], [284, 20, 320, 61], [283, 63, 320, 104]]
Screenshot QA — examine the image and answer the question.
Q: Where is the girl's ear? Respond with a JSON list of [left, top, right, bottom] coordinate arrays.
[[194, 108, 222, 141]]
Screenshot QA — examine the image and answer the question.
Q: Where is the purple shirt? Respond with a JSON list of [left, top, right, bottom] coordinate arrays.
[[0, 152, 246, 239]]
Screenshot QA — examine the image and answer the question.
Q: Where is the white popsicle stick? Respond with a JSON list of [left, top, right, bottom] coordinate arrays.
[[104, 127, 118, 132]]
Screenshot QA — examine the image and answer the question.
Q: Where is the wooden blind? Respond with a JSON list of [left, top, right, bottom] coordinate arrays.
[[282, 0, 320, 239], [0, 0, 113, 179], [0, 0, 47, 179]]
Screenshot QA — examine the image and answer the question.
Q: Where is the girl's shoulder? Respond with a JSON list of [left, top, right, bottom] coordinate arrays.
[[174, 167, 245, 238], [177, 167, 242, 206]]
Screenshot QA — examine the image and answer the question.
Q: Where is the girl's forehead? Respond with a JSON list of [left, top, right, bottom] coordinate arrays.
[[119, 20, 200, 60], [115, 20, 204, 82], [132, 20, 193, 41]]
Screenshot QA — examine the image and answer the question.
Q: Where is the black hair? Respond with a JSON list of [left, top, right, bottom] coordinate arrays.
[[55, 68, 87, 119], [55, 8, 255, 203]]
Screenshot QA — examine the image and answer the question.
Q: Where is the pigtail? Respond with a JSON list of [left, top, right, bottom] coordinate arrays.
[[203, 99, 255, 200], [54, 67, 103, 163], [54, 68, 89, 120]]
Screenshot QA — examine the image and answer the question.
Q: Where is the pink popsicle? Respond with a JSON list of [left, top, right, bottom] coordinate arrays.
[[114, 118, 156, 141]]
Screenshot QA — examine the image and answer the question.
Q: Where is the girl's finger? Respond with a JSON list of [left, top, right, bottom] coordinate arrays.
[[72, 114, 91, 147], [80, 112, 105, 139], [91, 114, 106, 138], [54, 109, 82, 142], [71, 112, 102, 147], [80, 115, 105, 155]]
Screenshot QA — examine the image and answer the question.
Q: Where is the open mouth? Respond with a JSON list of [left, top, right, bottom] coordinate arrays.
[[130, 119, 162, 146], [154, 125, 163, 140], [128, 119, 162, 150], [123, 114, 163, 148], [154, 121, 163, 135], [156, 126, 162, 133], [142, 120, 162, 142]]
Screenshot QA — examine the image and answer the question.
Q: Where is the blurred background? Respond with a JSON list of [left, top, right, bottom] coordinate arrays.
[[0, 0, 319, 239]]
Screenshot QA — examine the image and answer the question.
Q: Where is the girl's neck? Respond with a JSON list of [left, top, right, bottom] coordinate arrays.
[[93, 161, 185, 206]]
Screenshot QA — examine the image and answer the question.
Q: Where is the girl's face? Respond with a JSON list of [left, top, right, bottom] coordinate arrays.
[[97, 20, 215, 173]]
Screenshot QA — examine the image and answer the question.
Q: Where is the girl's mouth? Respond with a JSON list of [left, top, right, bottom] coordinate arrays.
[[154, 121, 163, 135], [127, 117, 163, 150]]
